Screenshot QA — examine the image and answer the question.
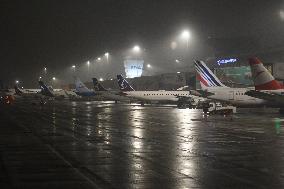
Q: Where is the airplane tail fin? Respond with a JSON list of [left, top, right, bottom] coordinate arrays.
[[92, 78, 108, 91], [38, 80, 54, 97], [14, 85, 23, 95], [248, 57, 283, 90], [194, 60, 227, 90], [116, 75, 135, 91], [74, 77, 92, 93]]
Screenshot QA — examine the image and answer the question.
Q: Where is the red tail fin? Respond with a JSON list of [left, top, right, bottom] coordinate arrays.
[[248, 57, 283, 90]]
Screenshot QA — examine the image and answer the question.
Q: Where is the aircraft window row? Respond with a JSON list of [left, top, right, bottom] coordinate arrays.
[[143, 93, 187, 96]]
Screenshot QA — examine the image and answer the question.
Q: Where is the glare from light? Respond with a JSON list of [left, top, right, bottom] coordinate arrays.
[[110, 78, 113, 81], [52, 77, 56, 81], [97, 57, 101, 61], [72, 65, 76, 68], [133, 45, 140, 53], [21, 87, 24, 89], [44, 67, 47, 71], [99, 78, 103, 81], [181, 30, 190, 39], [105, 52, 109, 63], [147, 64, 151, 68], [180, 30, 191, 48], [177, 71, 181, 74], [15, 80, 19, 84], [87, 61, 90, 66], [171, 41, 177, 50], [175, 59, 180, 63], [39, 76, 42, 80], [280, 10, 284, 20]]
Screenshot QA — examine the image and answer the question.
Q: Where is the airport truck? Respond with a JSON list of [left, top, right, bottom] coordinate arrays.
[[203, 102, 236, 115]]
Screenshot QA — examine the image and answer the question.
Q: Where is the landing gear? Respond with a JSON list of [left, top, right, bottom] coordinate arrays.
[[115, 100, 118, 104], [140, 102, 145, 106], [177, 101, 186, 108]]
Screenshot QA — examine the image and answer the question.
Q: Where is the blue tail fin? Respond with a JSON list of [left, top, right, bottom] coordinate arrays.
[[39, 81, 54, 97], [116, 75, 135, 91], [92, 78, 107, 91], [14, 85, 23, 95], [75, 77, 93, 93]]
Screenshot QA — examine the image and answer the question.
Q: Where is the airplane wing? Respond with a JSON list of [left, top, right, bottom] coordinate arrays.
[[245, 90, 284, 103]]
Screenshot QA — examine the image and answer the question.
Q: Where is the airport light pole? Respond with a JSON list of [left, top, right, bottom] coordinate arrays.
[[43, 67, 47, 80], [104, 52, 109, 63], [52, 77, 57, 88], [15, 80, 19, 86], [72, 65, 76, 75], [141, 64, 152, 76], [180, 30, 191, 49], [87, 61, 90, 78]]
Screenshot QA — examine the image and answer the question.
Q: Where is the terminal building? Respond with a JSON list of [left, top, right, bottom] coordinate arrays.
[[84, 72, 195, 91], [204, 36, 284, 88], [81, 37, 284, 91]]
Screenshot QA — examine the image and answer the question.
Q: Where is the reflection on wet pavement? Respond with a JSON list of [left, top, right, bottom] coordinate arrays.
[[1, 100, 284, 188]]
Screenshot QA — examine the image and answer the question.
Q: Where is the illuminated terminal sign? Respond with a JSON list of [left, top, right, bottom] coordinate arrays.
[[217, 58, 237, 65], [124, 59, 144, 78]]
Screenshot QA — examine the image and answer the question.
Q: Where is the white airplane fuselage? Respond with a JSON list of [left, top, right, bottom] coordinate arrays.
[[122, 90, 192, 102], [205, 87, 279, 107], [97, 91, 131, 102]]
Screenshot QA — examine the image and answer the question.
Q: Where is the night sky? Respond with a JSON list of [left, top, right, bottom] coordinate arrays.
[[1, 0, 284, 87]]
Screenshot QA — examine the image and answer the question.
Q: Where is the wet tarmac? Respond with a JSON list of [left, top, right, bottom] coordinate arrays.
[[0, 100, 284, 188]]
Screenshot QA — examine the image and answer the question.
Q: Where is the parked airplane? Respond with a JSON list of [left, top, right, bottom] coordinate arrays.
[[15, 86, 41, 95], [38, 80, 76, 99], [116, 74, 203, 106], [92, 78, 131, 102], [194, 60, 269, 107], [74, 77, 96, 97], [13, 85, 41, 98], [245, 57, 284, 111]]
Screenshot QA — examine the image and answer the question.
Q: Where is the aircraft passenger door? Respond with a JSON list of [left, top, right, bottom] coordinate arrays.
[[229, 91, 234, 100]]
